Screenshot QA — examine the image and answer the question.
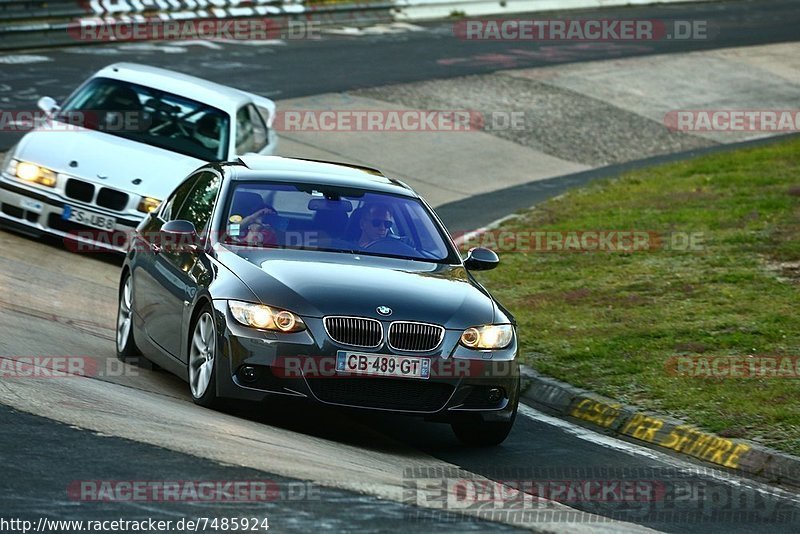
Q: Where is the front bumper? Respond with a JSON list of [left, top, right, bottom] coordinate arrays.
[[211, 300, 520, 423], [0, 173, 142, 253]]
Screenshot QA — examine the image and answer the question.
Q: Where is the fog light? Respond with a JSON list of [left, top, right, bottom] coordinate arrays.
[[487, 387, 503, 403], [239, 366, 257, 383]]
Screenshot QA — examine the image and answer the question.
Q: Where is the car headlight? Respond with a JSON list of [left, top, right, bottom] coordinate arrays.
[[228, 300, 306, 332], [460, 324, 514, 349], [8, 159, 56, 188], [137, 196, 161, 213]]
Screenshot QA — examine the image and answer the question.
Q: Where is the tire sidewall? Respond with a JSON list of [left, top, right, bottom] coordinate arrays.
[[116, 273, 138, 361], [190, 306, 220, 408]]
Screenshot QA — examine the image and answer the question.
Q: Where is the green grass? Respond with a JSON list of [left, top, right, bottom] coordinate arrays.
[[471, 138, 800, 454]]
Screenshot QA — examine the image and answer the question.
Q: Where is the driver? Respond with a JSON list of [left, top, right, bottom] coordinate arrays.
[[357, 203, 394, 249]]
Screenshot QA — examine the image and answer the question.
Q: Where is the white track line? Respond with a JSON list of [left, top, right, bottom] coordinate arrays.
[[518, 403, 800, 505]]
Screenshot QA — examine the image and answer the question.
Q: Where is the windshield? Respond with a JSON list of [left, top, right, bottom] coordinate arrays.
[[57, 77, 230, 161], [222, 182, 458, 263]]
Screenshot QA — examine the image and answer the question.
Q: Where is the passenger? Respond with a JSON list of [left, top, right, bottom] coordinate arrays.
[[239, 202, 280, 247]]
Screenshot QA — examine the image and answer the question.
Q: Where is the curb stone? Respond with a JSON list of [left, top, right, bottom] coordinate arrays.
[[518, 365, 800, 490]]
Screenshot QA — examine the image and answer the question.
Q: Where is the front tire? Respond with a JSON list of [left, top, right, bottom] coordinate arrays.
[[188, 306, 222, 409], [116, 274, 140, 361]]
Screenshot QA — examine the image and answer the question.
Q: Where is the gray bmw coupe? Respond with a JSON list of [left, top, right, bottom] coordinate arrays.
[[118, 156, 519, 445]]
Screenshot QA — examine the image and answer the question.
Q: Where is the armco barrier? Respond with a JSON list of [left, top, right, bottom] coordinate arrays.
[[393, 0, 720, 21], [0, 0, 724, 51], [0, 0, 396, 50]]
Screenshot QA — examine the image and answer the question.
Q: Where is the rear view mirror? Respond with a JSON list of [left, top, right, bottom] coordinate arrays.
[[37, 96, 59, 115], [308, 198, 353, 212]]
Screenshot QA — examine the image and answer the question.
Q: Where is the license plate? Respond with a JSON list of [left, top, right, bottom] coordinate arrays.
[[62, 205, 116, 231], [336, 351, 430, 380]]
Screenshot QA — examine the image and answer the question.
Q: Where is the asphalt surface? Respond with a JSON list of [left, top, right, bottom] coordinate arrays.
[[438, 132, 800, 232], [0, 403, 522, 533], [2, 0, 800, 532], [367, 407, 800, 533]]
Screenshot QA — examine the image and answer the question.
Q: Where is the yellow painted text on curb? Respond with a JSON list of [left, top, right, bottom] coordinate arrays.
[[570, 398, 621, 428]]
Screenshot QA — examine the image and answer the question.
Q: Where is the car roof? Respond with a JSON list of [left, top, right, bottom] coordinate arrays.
[[93, 63, 250, 113], [228, 155, 417, 197]]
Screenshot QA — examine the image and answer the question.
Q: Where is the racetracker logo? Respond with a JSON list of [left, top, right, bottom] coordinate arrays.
[[0, 110, 145, 133], [0, 356, 135, 378], [453, 19, 711, 41], [67, 480, 318, 502], [452, 230, 705, 253], [402, 466, 792, 523], [67, 18, 319, 42], [666, 355, 800, 378], [270, 356, 517, 379], [664, 110, 800, 132], [272, 110, 486, 132]]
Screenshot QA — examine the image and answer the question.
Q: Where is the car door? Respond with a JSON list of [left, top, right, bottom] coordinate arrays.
[[136, 170, 221, 359], [133, 175, 196, 358]]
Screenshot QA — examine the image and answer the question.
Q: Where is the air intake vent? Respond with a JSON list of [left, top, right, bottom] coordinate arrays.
[[96, 187, 129, 211], [388, 321, 444, 352], [324, 316, 383, 348], [65, 179, 94, 202], [307, 378, 453, 412]]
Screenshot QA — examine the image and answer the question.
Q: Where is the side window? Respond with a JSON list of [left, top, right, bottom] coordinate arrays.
[[159, 177, 197, 221], [248, 105, 268, 151], [235, 105, 268, 154], [175, 172, 221, 233]]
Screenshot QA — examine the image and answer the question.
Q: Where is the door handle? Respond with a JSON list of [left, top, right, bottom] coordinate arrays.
[[151, 242, 162, 254]]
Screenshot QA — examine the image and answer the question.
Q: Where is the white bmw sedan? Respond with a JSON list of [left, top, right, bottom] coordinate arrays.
[[0, 62, 278, 252]]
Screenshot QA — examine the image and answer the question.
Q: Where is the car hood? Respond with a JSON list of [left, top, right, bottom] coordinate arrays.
[[14, 127, 204, 199], [217, 247, 497, 329]]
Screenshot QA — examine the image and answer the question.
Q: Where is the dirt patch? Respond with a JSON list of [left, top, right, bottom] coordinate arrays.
[[674, 342, 713, 354], [651, 189, 720, 209], [718, 426, 749, 439], [764, 259, 800, 283], [562, 288, 593, 303]]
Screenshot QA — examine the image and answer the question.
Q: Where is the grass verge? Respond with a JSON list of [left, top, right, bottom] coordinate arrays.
[[471, 137, 800, 455]]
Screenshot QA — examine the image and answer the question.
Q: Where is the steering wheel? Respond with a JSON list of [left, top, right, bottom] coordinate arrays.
[[362, 236, 419, 256]]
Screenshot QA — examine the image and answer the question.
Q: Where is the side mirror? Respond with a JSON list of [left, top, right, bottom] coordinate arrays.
[[160, 220, 199, 252], [37, 96, 59, 115], [463, 247, 499, 271]]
